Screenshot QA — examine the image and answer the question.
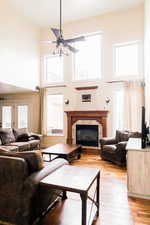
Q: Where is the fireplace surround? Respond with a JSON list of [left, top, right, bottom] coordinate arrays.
[[65, 111, 108, 145]]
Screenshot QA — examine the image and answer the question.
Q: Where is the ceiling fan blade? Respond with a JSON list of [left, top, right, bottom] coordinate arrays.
[[51, 28, 61, 38], [65, 44, 79, 53], [64, 36, 85, 43], [41, 40, 56, 44]]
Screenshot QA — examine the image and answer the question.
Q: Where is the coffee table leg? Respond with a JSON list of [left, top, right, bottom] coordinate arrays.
[[62, 191, 67, 200], [80, 192, 87, 225], [96, 172, 100, 217], [77, 147, 81, 159]]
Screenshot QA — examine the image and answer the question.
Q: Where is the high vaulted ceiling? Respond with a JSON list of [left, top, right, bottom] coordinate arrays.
[[10, 0, 144, 27]]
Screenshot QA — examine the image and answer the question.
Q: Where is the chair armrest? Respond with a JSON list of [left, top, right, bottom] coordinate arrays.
[[100, 137, 118, 145], [22, 158, 68, 199], [29, 133, 43, 141]]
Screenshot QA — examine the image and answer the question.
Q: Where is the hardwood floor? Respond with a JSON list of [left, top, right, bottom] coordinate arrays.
[[41, 152, 150, 225]]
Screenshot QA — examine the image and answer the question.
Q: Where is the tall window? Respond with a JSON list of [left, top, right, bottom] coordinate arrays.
[[18, 105, 28, 129], [44, 55, 63, 83], [114, 41, 140, 77], [113, 89, 124, 132], [73, 33, 101, 81], [47, 94, 64, 135], [2, 106, 12, 128]]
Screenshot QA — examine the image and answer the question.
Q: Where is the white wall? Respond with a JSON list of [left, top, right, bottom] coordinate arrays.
[[0, 0, 40, 90], [40, 4, 144, 146], [144, 0, 150, 122]]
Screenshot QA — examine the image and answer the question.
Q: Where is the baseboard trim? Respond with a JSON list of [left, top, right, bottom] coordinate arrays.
[[82, 148, 100, 155], [128, 192, 150, 200]]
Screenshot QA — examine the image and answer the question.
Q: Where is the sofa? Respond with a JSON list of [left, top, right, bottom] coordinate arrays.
[[99, 130, 141, 165], [0, 148, 68, 225], [0, 128, 42, 152]]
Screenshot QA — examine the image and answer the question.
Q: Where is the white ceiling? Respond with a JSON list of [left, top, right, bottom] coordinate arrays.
[[0, 82, 36, 94], [10, 0, 144, 27]]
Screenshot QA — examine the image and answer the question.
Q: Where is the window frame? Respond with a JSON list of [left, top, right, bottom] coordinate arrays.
[[17, 105, 29, 129], [43, 54, 64, 86], [113, 40, 143, 80], [72, 32, 102, 82], [1, 105, 12, 129], [46, 93, 64, 136]]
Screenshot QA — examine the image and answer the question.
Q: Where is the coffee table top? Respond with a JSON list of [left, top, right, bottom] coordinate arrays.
[[42, 144, 81, 155], [40, 165, 100, 192]]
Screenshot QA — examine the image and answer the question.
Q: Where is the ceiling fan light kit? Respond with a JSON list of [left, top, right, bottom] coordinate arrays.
[[47, 0, 85, 56]]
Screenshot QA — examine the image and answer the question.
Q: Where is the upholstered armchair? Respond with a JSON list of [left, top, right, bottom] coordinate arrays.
[[99, 130, 141, 166], [0, 149, 68, 225]]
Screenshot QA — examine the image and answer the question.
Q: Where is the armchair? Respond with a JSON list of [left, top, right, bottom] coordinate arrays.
[[99, 130, 141, 165], [0, 150, 68, 225]]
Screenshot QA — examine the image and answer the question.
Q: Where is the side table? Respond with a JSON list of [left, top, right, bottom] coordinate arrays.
[[40, 165, 100, 225]]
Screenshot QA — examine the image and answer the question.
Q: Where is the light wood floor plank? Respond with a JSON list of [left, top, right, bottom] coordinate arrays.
[[41, 152, 150, 225]]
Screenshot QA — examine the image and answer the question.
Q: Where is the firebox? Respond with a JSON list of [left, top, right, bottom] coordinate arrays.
[[76, 124, 99, 147]]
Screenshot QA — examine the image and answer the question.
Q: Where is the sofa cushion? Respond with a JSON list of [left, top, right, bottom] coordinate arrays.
[[0, 128, 16, 145], [117, 141, 127, 150], [0, 150, 44, 173], [6, 142, 30, 152], [0, 145, 19, 152], [13, 128, 29, 142], [116, 130, 130, 142]]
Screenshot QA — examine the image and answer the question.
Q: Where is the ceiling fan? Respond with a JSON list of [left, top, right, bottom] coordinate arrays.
[[45, 0, 85, 56]]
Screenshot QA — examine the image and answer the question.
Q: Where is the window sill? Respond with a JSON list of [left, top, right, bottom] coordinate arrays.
[[71, 78, 101, 84], [113, 75, 143, 81], [46, 134, 64, 137]]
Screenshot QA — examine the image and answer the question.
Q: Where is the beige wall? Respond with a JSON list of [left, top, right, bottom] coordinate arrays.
[[0, 0, 40, 90], [40, 4, 144, 146], [0, 92, 40, 133]]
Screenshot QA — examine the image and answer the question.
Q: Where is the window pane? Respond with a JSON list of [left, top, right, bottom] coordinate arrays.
[[47, 94, 64, 135], [45, 56, 63, 83], [74, 34, 101, 81], [2, 106, 12, 128], [18, 105, 28, 129], [113, 89, 124, 131], [115, 42, 139, 76]]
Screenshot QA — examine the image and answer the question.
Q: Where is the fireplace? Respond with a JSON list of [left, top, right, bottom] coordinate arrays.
[[65, 111, 108, 145], [76, 124, 99, 147]]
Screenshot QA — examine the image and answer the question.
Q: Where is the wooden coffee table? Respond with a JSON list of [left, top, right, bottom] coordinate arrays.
[[40, 165, 100, 225], [42, 144, 81, 162]]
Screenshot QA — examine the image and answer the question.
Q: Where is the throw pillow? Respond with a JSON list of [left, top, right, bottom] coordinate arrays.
[[13, 128, 29, 142], [0, 128, 16, 145]]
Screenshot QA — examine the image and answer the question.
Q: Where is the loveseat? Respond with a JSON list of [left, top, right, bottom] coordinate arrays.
[[0, 128, 42, 152], [0, 149, 68, 225], [99, 130, 141, 165]]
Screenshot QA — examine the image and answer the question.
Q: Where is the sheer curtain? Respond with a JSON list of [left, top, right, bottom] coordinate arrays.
[[123, 80, 144, 131], [40, 88, 47, 135]]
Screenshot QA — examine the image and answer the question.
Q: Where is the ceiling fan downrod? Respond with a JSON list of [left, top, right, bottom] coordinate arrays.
[[60, 0, 62, 36]]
